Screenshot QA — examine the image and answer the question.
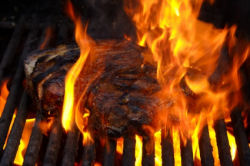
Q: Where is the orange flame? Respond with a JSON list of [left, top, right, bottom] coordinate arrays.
[[2, 80, 16, 150], [0, 80, 9, 117], [116, 137, 124, 155], [62, 0, 93, 132], [135, 135, 143, 166], [14, 118, 35, 165], [39, 27, 53, 50], [124, 0, 249, 146]]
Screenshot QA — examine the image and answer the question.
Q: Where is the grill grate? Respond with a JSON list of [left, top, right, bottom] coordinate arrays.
[[0, 14, 249, 166]]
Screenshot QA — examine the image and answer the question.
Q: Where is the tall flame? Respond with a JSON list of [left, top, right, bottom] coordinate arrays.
[[14, 119, 35, 165], [154, 130, 162, 166], [62, 0, 93, 132], [124, 0, 249, 146], [135, 135, 143, 166]]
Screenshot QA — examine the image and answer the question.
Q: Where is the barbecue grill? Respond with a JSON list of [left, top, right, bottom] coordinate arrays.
[[0, 0, 250, 166]]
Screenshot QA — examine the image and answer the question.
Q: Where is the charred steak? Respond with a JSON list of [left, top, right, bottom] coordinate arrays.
[[24, 40, 161, 137]]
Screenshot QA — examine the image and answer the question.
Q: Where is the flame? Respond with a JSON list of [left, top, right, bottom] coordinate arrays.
[[14, 118, 35, 165], [38, 117, 54, 136], [1, 80, 17, 150], [154, 130, 162, 166], [227, 131, 237, 161], [208, 123, 220, 166], [124, 0, 249, 147], [135, 135, 143, 166], [172, 129, 181, 166], [0, 80, 9, 117], [39, 27, 52, 50], [62, 0, 93, 132], [116, 137, 124, 155]]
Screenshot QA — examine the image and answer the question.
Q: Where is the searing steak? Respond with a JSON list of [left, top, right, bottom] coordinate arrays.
[[24, 40, 161, 137]]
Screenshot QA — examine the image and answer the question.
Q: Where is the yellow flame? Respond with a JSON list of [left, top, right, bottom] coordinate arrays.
[[208, 123, 220, 166], [62, 0, 92, 132], [172, 129, 181, 166], [154, 130, 162, 166], [135, 135, 143, 166], [227, 131, 237, 161], [14, 118, 35, 165]]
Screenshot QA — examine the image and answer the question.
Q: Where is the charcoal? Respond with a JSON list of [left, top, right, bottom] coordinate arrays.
[[24, 40, 161, 137]]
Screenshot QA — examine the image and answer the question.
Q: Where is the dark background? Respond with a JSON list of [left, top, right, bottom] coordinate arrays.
[[0, 0, 250, 39]]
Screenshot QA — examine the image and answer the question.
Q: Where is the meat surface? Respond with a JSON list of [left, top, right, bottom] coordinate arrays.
[[24, 40, 161, 137]]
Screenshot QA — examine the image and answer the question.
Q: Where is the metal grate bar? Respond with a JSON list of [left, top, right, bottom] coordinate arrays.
[[122, 135, 136, 166], [81, 141, 95, 166], [199, 125, 214, 166], [103, 138, 117, 166], [0, 92, 28, 165], [231, 107, 250, 166], [142, 136, 155, 166], [214, 119, 233, 166], [161, 129, 174, 166], [43, 118, 63, 166], [181, 139, 193, 166], [0, 28, 39, 154], [23, 115, 44, 166], [0, 16, 26, 83], [61, 124, 80, 166]]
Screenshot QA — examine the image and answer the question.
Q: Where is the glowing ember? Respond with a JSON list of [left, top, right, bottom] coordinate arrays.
[[94, 162, 102, 166], [62, 0, 93, 132], [116, 138, 124, 155], [135, 135, 143, 166]]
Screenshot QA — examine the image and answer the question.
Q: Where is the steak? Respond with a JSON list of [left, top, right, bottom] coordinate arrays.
[[24, 40, 161, 137]]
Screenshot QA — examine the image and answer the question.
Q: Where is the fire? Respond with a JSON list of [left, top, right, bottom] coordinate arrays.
[[0, 80, 9, 117], [116, 137, 124, 155], [135, 135, 143, 166], [207, 122, 237, 165], [38, 117, 54, 136], [124, 0, 249, 149], [59, 0, 249, 164], [227, 131, 237, 161], [154, 130, 162, 166], [208, 123, 221, 166], [1, 79, 16, 150], [39, 27, 52, 50], [172, 129, 181, 166], [14, 118, 35, 165], [62, 0, 93, 132]]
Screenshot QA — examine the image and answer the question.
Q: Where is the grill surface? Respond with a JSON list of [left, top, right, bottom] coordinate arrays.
[[0, 1, 250, 166]]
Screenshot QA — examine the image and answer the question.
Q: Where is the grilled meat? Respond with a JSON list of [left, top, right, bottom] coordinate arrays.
[[24, 40, 161, 137]]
